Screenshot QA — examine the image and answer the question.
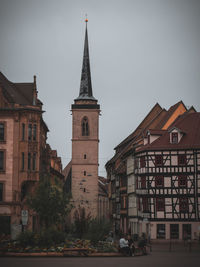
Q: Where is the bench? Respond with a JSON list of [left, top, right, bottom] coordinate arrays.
[[63, 247, 89, 257], [134, 245, 147, 256], [118, 245, 147, 256]]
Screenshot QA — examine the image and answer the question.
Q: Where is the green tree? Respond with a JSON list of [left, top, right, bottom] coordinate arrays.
[[27, 175, 71, 229], [73, 207, 91, 239]]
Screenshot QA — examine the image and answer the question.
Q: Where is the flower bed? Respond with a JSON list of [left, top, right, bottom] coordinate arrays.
[[0, 239, 118, 256]]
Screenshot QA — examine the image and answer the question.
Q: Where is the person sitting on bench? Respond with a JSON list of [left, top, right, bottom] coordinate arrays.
[[119, 234, 132, 256]]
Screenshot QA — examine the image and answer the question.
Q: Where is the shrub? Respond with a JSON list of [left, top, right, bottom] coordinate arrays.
[[84, 219, 112, 245], [35, 228, 66, 247], [18, 231, 35, 247], [17, 229, 66, 248]]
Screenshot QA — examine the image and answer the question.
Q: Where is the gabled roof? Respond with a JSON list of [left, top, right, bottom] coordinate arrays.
[[98, 176, 108, 197], [146, 129, 166, 137], [137, 112, 200, 152], [106, 101, 190, 169], [0, 72, 40, 106], [168, 126, 185, 134], [114, 103, 163, 151], [106, 103, 165, 168], [155, 101, 187, 130], [62, 160, 72, 179]]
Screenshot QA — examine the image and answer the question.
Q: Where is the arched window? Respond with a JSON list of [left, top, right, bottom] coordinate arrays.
[[82, 117, 89, 136]]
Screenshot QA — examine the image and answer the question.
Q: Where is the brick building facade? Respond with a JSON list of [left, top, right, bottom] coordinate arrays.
[[0, 72, 63, 237], [64, 20, 108, 221]]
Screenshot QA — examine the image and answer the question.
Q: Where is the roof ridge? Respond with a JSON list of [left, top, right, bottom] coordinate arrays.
[[114, 103, 163, 150]]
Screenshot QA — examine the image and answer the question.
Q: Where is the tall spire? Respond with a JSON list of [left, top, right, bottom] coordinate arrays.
[[76, 18, 96, 101]]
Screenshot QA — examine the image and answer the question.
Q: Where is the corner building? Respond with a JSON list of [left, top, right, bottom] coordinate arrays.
[[71, 21, 100, 218]]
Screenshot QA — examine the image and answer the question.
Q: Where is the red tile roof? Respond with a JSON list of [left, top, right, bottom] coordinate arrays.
[[155, 101, 186, 129], [137, 112, 200, 152]]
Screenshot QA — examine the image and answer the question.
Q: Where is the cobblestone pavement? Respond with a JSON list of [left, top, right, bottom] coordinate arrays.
[[1, 250, 200, 267]]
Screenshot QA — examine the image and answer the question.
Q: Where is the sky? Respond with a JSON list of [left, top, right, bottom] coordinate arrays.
[[0, 0, 200, 177]]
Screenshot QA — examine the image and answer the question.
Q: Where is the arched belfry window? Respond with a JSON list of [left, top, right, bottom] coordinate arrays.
[[82, 117, 89, 136]]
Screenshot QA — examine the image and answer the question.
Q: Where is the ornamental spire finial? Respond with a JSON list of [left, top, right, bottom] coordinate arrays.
[[85, 14, 88, 23]]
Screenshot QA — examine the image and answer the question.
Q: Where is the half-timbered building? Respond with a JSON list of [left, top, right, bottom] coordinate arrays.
[[106, 101, 197, 238], [135, 112, 200, 240]]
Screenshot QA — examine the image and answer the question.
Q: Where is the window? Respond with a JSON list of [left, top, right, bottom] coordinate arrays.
[[142, 197, 149, 212], [21, 182, 28, 201], [120, 176, 127, 187], [141, 176, 146, 189], [157, 224, 165, 239], [22, 123, 25, 141], [179, 198, 188, 213], [0, 123, 5, 141], [33, 124, 37, 141], [0, 216, 11, 235], [121, 195, 127, 209], [170, 224, 179, 239], [155, 176, 164, 187], [156, 197, 165, 211], [0, 151, 5, 172], [84, 154, 87, 159], [32, 153, 36, 171], [183, 224, 191, 240], [178, 175, 187, 187], [84, 171, 86, 176], [21, 152, 25, 170], [111, 181, 115, 194], [155, 155, 163, 166], [138, 198, 141, 211], [28, 124, 32, 141], [140, 156, 146, 168], [172, 132, 178, 144], [134, 158, 139, 168], [28, 153, 31, 170], [178, 154, 187, 166], [0, 183, 3, 201], [82, 117, 89, 136]]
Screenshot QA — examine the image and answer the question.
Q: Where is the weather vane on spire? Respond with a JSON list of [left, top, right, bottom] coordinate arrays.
[[85, 14, 88, 23]]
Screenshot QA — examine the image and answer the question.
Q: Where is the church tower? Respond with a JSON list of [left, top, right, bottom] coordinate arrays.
[[71, 19, 100, 218]]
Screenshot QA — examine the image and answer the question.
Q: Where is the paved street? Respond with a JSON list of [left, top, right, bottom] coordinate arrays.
[[1, 251, 200, 267]]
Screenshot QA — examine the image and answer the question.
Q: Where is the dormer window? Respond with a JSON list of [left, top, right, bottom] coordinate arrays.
[[172, 132, 178, 144], [169, 127, 184, 144]]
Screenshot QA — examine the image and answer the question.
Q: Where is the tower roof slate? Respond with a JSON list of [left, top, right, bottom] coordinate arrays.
[[75, 22, 96, 101]]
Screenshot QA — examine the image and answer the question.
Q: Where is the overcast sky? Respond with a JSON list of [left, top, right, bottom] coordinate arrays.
[[0, 0, 200, 177]]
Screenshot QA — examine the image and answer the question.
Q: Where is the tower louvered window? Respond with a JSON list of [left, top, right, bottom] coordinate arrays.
[[82, 117, 89, 136]]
